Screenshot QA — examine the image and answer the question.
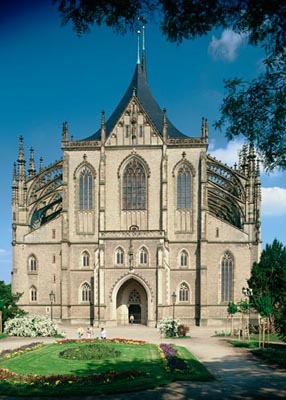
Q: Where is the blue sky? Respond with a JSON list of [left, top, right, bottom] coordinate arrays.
[[0, 2, 285, 283]]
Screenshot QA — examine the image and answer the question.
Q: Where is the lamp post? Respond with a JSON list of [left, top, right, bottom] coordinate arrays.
[[49, 290, 55, 321], [171, 291, 177, 337], [242, 286, 253, 335]]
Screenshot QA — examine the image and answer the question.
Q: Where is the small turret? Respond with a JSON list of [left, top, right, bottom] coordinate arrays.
[[39, 157, 44, 172], [28, 147, 36, 179], [62, 121, 69, 142], [17, 136, 26, 181], [201, 117, 208, 142], [12, 162, 18, 205]]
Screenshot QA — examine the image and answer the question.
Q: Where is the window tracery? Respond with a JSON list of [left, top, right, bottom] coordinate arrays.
[[128, 289, 141, 303], [177, 165, 191, 209], [82, 251, 90, 267], [79, 167, 93, 210], [123, 159, 146, 210], [29, 255, 37, 272], [139, 247, 148, 265], [179, 283, 189, 302], [116, 248, 124, 265], [221, 252, 233, 302], [30, 286, 37, 302], [81, 283, 91, 302]]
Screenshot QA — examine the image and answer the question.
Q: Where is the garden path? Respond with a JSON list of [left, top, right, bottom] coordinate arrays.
[[0, 323, 285, 399]]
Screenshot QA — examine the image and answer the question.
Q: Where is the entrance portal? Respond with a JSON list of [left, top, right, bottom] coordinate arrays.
[[129, 304, 141, 324], [116, 278, 147, 325]]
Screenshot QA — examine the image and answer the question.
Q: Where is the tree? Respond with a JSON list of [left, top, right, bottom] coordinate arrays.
[[53, 0, 286, 170], [248, 239, 286, 342], [227, 301, 238, 336], [0, 281, 26, 331]]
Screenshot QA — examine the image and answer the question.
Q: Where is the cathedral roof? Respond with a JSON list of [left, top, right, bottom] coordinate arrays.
[[82, 51, 187, 141]]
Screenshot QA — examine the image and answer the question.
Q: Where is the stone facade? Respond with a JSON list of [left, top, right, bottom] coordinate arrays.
[[11, 51, 261, 327]]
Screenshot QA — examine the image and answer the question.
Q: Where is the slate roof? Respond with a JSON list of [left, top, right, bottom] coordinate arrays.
[[82, 54, 187, 141]]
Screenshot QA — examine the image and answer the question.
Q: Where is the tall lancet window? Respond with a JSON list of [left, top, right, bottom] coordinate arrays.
[[79, 167, 93, 210], [177, 165, 191, 209], [123, 159, 146, 210], [221, 252, 234, 302]]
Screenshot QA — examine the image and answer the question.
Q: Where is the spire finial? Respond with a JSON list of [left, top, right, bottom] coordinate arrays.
[[17, 135, 26, 181], [137, 29, 141, 64], [142, 25, 145, 51], [62, 121, 68, 141], [28, 147, 36, 179]]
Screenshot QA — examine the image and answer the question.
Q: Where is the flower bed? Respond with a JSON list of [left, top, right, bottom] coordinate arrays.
[[0, 343, 43, 360], [0, 367, 147, 386], [159, 343, 189, 372]]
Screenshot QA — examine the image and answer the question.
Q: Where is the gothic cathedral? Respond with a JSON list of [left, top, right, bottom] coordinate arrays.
[[11, 44, 261, 327]]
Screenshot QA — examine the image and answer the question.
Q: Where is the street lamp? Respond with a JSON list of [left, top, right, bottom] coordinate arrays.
[[171, 291, 177, 337], [242, 286, 253, 335], [49, 290, 55, 321]]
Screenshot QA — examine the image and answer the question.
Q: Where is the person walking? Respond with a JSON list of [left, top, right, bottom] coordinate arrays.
[[130, 314, 135, 324]]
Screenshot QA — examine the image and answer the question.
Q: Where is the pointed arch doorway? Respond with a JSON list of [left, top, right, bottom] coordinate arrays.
[[116, 278, 147, 325]]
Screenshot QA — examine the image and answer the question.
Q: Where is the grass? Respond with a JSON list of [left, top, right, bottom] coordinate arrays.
[[228, 339, 286, 368], [0, 333, 8, 340], [0, 339, 212, 396]]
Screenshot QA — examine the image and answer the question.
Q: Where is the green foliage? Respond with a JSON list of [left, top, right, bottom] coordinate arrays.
[[248, 239, 286, 341], [0, 281, 26, 330], [53, 1, 286, 170], [237, 299, 249, 314], [227, 301, 238, 315]]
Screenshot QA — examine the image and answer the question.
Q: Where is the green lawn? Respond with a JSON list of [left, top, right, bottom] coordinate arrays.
[[0, 339, 212, 396], [229, 339, 286, 368]]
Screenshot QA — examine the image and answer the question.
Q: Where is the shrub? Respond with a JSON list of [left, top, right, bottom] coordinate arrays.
[[158, 317, 180, 338], [177, 324, 190, 337], [4, 315, 59, 337]]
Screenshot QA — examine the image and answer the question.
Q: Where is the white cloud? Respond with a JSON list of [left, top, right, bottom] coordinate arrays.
[[261, 187, 286, 217], [0, 249, 6, 254], [209, 139, 244, 166], [208, 29, 246, 62]]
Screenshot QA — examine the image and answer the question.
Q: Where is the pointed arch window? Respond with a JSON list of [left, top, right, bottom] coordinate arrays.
[[123, 159, 146, 210], [221, 253, 233, 302], [29, 255, 37, 272], [82, 251, 90, 267], [81, 283, 91, 302], [179, 283, 189, 302], [180, 250, 188, 267], [30, 286, 37, 302], [128, 289, 141, 304], [79, 167, 93, 210], [139, 247, 148, 265], [177, 165, 191, 209], [116, 248, 124, 265]]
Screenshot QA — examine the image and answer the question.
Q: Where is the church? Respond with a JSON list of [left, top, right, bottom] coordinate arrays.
[[11, 36, 261, 327]]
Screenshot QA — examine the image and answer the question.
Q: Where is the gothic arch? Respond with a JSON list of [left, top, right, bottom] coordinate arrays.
[[178, 248, 190, 267], [177, 281, 191, 302], [79, 281, 91, 303], [117, 153, 151, 179], [109, 272, 154, 303], [73, 160, 96, 180], [138, 245, 149, 265], [172, 158, 196, 177], [219, 251, 235, 303]]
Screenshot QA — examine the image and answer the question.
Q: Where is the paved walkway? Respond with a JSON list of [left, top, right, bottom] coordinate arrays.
[[0, 323, 285, 399]]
